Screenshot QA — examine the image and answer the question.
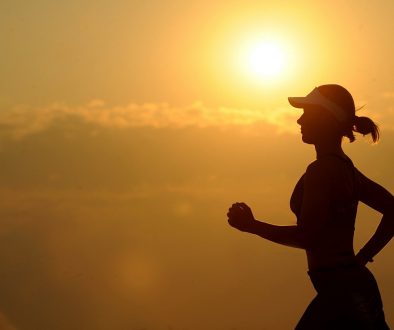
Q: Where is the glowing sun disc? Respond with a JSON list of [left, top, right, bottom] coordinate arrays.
[[241, 39, 288, 81], [249, 43, 284, 75]]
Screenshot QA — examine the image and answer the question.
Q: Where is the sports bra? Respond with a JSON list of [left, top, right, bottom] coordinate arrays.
[[290, 154, 360, 228]]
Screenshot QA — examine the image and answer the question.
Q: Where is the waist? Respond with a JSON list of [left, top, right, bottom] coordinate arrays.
[[306, 248, 356, 271], [307, 263, 376, 294], [307, 259, 359, 274]]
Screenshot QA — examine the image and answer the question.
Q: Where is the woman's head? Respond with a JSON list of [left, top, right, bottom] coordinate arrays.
[[288, 84, 379, 144]]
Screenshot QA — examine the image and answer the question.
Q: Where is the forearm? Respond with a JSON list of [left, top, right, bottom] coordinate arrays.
[[246, 220, 307, 249], [358, 211, 394, 262]]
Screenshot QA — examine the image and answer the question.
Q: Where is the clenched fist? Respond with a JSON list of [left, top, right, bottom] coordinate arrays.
[[227, 202, 257, 232]]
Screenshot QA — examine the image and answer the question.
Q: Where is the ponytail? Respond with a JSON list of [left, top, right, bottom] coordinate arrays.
[[343, 114, 380, 143], [353, 115, 380, 143]]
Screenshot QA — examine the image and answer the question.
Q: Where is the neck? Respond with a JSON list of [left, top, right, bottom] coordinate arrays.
[[314, 138, 345, 159]]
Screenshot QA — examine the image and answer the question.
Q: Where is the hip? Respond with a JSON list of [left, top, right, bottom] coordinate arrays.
[[307, 264, 381, 298], [300, 265, 389, 329]]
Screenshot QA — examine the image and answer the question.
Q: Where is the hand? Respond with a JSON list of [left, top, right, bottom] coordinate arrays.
[[227, 202, 257, 232]]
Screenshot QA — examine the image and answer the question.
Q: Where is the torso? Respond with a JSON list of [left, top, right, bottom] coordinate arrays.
[[291, 154, 360, 270]]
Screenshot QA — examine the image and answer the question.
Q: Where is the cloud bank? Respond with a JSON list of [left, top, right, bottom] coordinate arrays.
[[2, 97, 394, 141], [0, 100, 299, 139]]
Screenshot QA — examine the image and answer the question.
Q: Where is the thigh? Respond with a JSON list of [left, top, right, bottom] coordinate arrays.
[[296, 268, 390, 330], [341, 267, 389, 329], [295, 294, 338, 330], [294, 293, 376, 330], [345, 289, 390, 330]]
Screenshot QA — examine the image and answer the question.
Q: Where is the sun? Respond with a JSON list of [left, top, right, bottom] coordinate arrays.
[[248, 42, 285, 77], [237, 37, 290, 83]]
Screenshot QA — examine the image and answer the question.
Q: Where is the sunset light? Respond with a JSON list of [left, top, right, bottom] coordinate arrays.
[[247, 41, 286, 78], [235, 36, 292, 84], [1, 1, 394, 329]]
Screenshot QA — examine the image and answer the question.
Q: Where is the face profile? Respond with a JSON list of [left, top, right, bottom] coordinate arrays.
[[296, 104, 342, 145]]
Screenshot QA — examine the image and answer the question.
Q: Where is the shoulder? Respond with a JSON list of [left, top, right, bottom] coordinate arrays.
[[302, 160, 333, 198], [304, 156, 351, 197], [305, 157, 339, 180]]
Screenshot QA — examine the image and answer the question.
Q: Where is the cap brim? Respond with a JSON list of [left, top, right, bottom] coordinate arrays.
[[288, 97, 307, 108]]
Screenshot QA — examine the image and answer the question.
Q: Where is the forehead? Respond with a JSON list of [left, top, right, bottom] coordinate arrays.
[[300, 105, 338, 123], [301, 104, 328, 115], [302, 104, 324, 111]]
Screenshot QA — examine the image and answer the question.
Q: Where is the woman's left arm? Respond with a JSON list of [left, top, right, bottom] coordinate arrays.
[[227, 161, 333, 249], [245, 220, 307, 249]]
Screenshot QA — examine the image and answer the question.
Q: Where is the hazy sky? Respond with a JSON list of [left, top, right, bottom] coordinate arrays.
[[1, 1, 393, 329]]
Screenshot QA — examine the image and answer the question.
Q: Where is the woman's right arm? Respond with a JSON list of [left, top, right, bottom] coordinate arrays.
[[356, 169, 394, 264]]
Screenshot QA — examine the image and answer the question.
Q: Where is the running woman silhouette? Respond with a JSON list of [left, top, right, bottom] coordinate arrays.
[[227, 84, 393, 329]]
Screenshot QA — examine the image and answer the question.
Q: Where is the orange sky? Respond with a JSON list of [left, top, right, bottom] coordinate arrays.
[[0, 1, 393, 329]]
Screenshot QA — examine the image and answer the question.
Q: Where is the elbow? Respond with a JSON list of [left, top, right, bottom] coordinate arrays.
[[380, 208, 394, 238], [382, 196, 394, 217], [385, 209, 394, 233], [382, 207, 394, 228], [383, 207, 394, 218]]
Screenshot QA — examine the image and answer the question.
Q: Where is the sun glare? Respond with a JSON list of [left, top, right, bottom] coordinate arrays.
[[248, 42, 285, 76], [237, 37, 291, 83]]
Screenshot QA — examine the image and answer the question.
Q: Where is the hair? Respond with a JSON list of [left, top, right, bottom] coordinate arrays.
[[317, 84, 380, 143], [344, 113, 380, 143]]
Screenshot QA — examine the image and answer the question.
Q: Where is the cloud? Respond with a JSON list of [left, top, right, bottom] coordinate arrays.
[[3, 98, 393, 140], [0, 100, 299, 139]]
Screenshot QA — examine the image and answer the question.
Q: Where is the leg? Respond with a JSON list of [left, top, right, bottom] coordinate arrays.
[[345, 289, 390, 329], [344, 267, 390, 329], [295, 294, 335, 330], [297, 267, 390, 330]]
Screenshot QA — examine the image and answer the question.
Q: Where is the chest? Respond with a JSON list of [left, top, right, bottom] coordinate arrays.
[[290, 170, 358, 221]]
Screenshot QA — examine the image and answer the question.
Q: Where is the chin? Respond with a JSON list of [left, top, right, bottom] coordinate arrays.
[[301, 134, 315, 145]]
